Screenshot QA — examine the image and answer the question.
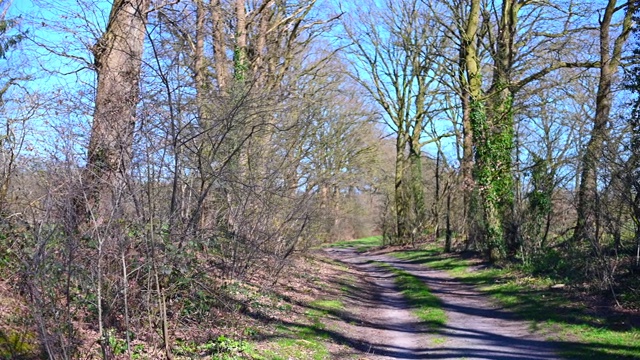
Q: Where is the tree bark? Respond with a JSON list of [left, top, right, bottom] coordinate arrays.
[[409, 135, 425, 234], [433, 150, 441, 238], [211, 0, 229, 91], [460, 53, 474, 239], [84, 0, 151, 227], [462, 0, 482, 248], [471, 0, 520, 260], [409, 68, 427, 234], [234, 0, 247, 82], [396, 132, 410, 241]]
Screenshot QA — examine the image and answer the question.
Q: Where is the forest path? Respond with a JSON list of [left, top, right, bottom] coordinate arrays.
[[323, 248, 561, 360]]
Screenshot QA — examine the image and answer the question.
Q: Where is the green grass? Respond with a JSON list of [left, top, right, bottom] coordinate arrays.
[[309, 299, 344, 312], [393, 247, 640, 359], [325, 236, 382, 252], [250, 298, 340, 359], [253, 324, 331, 360], [378, 262, 447, 329]]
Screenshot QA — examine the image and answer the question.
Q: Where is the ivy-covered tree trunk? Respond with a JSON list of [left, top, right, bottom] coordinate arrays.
[[486, 88, 515, 259], [233, 0, 247, 83], [409, 78, 427, 235], [396, 132, 411, 242], [470, 97, 514, 260], [470, 0, 519, 260]]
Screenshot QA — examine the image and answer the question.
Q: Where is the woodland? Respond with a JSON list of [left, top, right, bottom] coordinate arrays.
[[0, 0, 639, 358]]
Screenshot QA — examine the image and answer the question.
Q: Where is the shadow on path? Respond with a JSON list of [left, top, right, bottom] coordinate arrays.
[[312, 247, 639, 359]]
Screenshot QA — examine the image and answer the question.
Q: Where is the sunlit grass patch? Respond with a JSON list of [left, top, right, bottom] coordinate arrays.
[[309, 299, 344, 312], [392, 248, 470, 277], [250, 314, 333, 360], [253, 323, 331, 360], [326, 236, 382, 252]]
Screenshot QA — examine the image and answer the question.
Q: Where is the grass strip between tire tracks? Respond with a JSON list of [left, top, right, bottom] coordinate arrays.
[[377, 262, 447, 330]]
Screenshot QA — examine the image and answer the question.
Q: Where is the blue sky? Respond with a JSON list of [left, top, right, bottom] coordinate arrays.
[[4, 0, 112, 161]]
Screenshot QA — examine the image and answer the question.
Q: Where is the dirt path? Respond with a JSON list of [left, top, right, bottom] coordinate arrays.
[[324, 247, 561, 360]]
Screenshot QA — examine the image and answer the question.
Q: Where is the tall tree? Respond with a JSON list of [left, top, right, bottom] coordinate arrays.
[[623, 5, 640, 266], [463, 0, 598, 259], [471, 0, 522, 259], [462, 0, 482, 244], [83, 0, 151, 227], [575, 0, 636, 243], [0, 1, 25, 216]]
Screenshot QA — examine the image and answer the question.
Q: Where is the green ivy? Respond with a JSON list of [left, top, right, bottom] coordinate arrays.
[[528, 155, 553, 218], [470, 86, 515, 260], [233, 47, 248, 83]]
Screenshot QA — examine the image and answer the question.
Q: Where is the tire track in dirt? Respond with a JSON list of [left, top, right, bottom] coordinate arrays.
[[323, 248, 430, 359], [324, 248, 562, 360]]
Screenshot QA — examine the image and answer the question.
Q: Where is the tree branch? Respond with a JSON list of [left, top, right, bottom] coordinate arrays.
[[511, 61, 599, 93]]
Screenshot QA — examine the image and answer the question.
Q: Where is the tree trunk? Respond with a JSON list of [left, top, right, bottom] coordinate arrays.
[[409, 74, 426, 235], [445, 182, 452, 252], [191, 0, 209, 232], [211, 0, 229, 91], [433, 150, 441, 238], [462, 0, 482, 249], [471, 0, 520, 260], [409, 142, 425, 234], [460, 63, 474, 238], [395, 133, 410, 242], [576, 0, 635, 242], [234, 0, 247, 82], [83, 0, 150, 228]]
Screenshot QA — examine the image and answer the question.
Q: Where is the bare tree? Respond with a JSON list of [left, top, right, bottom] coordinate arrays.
[[575, 0, 636, 243], [343, 0, 448, 243]]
